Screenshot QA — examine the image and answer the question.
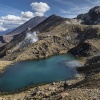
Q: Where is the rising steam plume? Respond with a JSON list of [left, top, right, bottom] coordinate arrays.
[[13, 31, 38, 51]]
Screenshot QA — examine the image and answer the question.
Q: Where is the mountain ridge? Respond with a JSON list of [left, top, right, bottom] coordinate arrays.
[[7, 16, 46, 35], [0, 16, 46, 47], [77, 6, 100, 25], [0, 7, 100, 61]]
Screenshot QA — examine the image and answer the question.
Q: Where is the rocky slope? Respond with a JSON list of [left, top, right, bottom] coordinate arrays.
[[0, 15, 70, 60], [0, 12, 99, 61], [1, 24, 100, 61]]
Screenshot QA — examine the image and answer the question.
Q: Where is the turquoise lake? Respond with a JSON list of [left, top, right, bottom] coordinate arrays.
[[0, 54, 78, 92]]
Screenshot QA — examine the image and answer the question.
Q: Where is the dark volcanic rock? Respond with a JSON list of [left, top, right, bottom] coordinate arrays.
[[0, 35, 13, 47], [31, 14, 67, 32], [68, 43, 91, 57], [77, 6, 100, 25], [0, 36, 6, 43]]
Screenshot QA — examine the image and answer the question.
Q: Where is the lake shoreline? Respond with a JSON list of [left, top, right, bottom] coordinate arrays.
[[0, 73, 85, 96], [1, 63, 99, 99], [0, 61, 13, 73], [0, 55, 99, 100], [0, 53, 78, 74], [0, 54, 83, 94]]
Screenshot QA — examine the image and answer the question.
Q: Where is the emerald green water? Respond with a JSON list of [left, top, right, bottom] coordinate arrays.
[[0, 54, 78, 92]]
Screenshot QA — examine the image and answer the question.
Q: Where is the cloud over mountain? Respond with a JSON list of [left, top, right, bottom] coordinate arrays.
[[0, 26, 6, 31], [0, 0, 99, 32], [21, 11, 34, 19], [0, 2, 50, 32], [31, 2, 50, 16]]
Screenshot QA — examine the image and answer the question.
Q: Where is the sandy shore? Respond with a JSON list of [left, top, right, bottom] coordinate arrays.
[[0, 61, 13, 73]]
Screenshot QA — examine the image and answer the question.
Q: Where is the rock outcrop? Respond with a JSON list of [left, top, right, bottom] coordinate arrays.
[[77, 6, 100, 25]]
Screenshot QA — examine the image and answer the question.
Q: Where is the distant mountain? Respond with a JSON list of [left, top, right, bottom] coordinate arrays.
[[77, 6, 100, 25], [30, 14, 67, 32], [0, 16, 46, 47], [0, 14, 67, 58], [7, 16, 46, 35], [0, 28, 15, 35]]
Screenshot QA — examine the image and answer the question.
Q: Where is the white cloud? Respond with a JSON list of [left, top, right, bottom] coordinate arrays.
[[21, 11, 34, 18], [60, 0, 100, 18], [0, 14, 32, 31], [0, 2, 50, 32], [31, 2, 50, 15], [34, 12, 44, 16], [0, 26, 7, 31], [54, 0, 99, 18], [0, 14, 28, 31], [87, 0, 100, 4], [60, 6, 91, 18], [0, 14, 29, 31], [1, 15, 21, 21]]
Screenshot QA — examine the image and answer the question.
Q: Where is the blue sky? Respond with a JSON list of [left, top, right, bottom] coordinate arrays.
[[0, 0, 100, 32]]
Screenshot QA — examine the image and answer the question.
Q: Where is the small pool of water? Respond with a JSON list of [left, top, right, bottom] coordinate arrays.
[[0, 54, 79, 92]]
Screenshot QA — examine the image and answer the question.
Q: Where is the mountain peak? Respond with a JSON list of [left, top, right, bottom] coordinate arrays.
[[77, 6, 100, 25], [30, 14, 66, 32], [48, 14, 64, 19], [89, 6, 100, 15], [7, 16, 46, 35], [49, 14, 58, 17]]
